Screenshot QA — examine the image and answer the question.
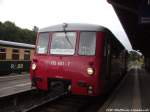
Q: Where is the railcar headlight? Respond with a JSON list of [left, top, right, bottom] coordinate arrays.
[[32, 63, 37, 70], [87, 68, 94, 76]]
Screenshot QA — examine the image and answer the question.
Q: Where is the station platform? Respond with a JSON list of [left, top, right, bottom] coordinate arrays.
[[0, 74, 33, 98], [99, 67, 150, 112]]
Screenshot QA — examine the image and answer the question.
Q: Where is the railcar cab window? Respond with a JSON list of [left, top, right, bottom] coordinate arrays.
[[79, 32, 96, 55], [37, 33, 49, 54], [50, 32, 76, 55]]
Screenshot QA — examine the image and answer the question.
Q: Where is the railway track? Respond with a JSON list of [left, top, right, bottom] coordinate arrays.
[[0, 84, 122, 112], [0, 85, 108, 112], [29, 95, 91, 112], [0, 73, 126, 112], [0, 86, 104, 112], [27, 94, 108, 112], [0, 89, 68, 112], [0, 89, 112, 112], [23, 91, 68, 112], [26, 76, 127, 112]]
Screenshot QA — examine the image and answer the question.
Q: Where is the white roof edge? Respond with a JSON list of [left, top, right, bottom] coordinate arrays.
[[0, 40, 35, 48], [39, 23, 108, 32]]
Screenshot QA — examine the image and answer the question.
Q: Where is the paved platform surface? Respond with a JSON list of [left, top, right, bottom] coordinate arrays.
[[99, 67, 150, 112], [0, 74, 33, 98]]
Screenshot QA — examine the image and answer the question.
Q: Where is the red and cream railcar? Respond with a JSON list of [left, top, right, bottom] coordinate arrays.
[[30, 23, 127, 96]]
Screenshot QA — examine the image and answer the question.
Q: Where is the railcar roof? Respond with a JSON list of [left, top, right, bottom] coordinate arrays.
[[0, 40, 35, 49], [39, 23, 109, 32]]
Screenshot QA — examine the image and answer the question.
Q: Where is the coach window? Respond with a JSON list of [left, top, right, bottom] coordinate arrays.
[[79, 32, 96, 55], [37, 33, 49, 54], [12, 49, 19, 60], [50, 32, 76, 55], [24, 50, 30, 60], [0, 48, 6, 60]]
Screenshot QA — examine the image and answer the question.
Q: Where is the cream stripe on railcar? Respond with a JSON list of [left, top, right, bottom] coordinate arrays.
[[2, 47, 35, 61], [19, 48, 24, 60], [6, 47, 12, 60], [30, 49, 35, 60]]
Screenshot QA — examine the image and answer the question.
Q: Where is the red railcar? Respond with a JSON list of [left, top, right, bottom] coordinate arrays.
[[30, 23, 127, 96]]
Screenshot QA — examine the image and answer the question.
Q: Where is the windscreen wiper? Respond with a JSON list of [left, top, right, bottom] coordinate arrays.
[[62, 23, 73, 49]]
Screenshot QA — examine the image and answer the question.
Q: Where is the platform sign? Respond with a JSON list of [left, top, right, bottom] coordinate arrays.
[[139, 0, 150, 24]]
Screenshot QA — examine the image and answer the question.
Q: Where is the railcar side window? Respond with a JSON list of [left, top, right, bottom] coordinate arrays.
[[50, 32, 76, 55], [24, 50, 30, 60], [79, 32, 96, 55], [12, 49, 19, 60], [0, 48, 6, 60], [37, 33, 49, 54]]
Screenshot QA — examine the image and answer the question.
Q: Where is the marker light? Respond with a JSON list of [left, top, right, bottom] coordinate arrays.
[[32, 63, 37, 70], [68, 85, 71, 91], [88, 86, 93, 90], [87, 68, 94, 76], [88, 90, 93, 94]]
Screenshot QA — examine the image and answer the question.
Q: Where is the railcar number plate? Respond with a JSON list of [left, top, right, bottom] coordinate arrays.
[[49, 61, 71, 66]]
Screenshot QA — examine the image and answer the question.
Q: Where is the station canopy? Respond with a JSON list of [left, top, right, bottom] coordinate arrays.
[[108, 0, 150, 57]]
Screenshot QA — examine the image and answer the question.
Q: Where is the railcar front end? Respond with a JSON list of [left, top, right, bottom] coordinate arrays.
[[30, 23, 126, 96], [30, 24, 106, 96]]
